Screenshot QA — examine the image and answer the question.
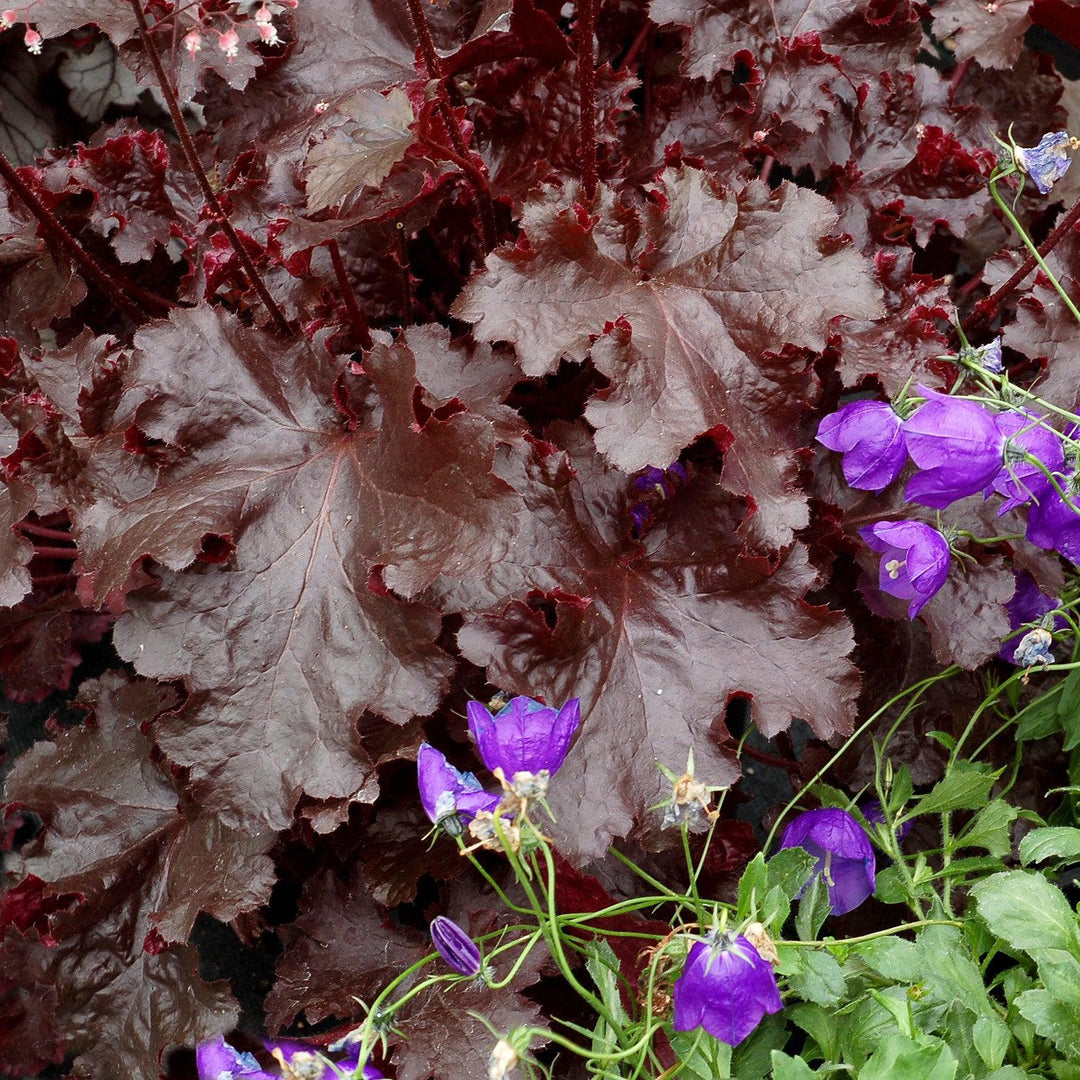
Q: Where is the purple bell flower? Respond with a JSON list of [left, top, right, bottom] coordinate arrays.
[[197, 1038, 275, 1080], [466, 695, 582, 780], [860, 799, 913, 843], [989, 410, 1063, 513], [999, 572, 1065, 663], [430, 915, 483, 977], [417, 743, 499, 834], [902, 387, 1005, 508], [1026, 474, 1080, 565], [672, 931, 783, 1046], [816, 400, 908, 492], [1016, 131, 1073, 195], [779, 808, 876, 916], [860, 520, 951, 618]]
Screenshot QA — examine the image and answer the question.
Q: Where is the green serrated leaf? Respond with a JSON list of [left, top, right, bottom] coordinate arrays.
[[795, 872, 830, 942], [584, 939, 629, 1031], [778, 945, 847, 1006], [972, 1014, 1010, 1069], [911, 765, 999, 816], [1020, 826, 1080, 865], [770, 1050, 820, 1079], [1015, 989, 1080, 1056], [971, 871, 1080, 955], [888, 766, 914, 814], [856, 1034, 957, 1080], [926, 730, 956, 751], [953, 800, 1018, 857], [1016, 688, 1063, 741], [856, 936, 921, 982], [1058, 669, 1080, 747], [731, 1013, 786, 1080], [873, 866, 909, 905], [737, 852, 768, 922], [808, 782, 849, 809], [767, 846, 819, 900]]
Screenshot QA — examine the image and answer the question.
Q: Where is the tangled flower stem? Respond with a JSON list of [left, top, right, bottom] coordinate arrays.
[[988, 173, 1080, 327]]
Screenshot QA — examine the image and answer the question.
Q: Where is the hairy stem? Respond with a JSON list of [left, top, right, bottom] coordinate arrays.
[[127, 0, 293, 336], [326, 240, 373, 349], [576, 0, 598, 200], [0, 151, 167, 325]]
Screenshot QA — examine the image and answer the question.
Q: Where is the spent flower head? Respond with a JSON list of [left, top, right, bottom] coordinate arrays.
[[959, 337, 1004, 375], [1000, 572, 1065, 664], [197, 1037, 274, 1080], [779, 808, 876, 916], [860, 520, 951, 618], [654, 750, 724, 830], [1014, 131, 1076, 194], [672, 930, 783, 1046]]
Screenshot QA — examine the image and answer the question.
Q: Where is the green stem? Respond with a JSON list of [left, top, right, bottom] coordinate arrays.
[[784, 919, 965, 946], [989, 175, 1080, 326], [681, 824, 705, 926]]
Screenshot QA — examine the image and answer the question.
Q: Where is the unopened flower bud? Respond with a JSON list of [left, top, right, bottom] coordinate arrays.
[[430, 916, 482, 977]]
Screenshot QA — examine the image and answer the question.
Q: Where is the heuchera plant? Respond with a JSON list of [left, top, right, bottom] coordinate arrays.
[[4, 0, 1080, 1076]]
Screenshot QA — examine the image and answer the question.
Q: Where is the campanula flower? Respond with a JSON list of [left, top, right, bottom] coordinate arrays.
[[672, 931, 783, 1046], [816, 400, 907, 492], [1026, 474, 1080, 565], [430, 915, 483, 977], [1013, 626, 1055, 670], [779, 808, 876, 915], [989, 409, 1063, 513], [860, 520, 951, 618], [466, 695, 582, 784], [1015, 131, 1074, 194], [197, 1037, 274, 1080], [902, 388, 1005, 507], [417, 743, 499, 835], [999, 572, 1064, 663], [860, 799, 913, 843]]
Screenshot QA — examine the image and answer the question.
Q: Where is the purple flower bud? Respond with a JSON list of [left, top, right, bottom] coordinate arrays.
[[672, 931, 783, 1046], [816, 400, 907, 492], [989, 410, 1063, 513], [466, 695, 582, 780], [779, 808, 876, 916], [860, 520, 951, 618], [417, 743, 499, 834], [860, 799, 913, 843], [430, 915, 483, 976], [197, 1038, 274, 1080], [902, 387, 1005, 508], [999, 572, 1064, 663], [1016, 131, 1073, 195]]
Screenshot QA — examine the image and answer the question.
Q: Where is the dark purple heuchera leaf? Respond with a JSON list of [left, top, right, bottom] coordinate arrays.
[[0, 471, 34, 606], [453, 168, 883, 548], [4, 672, 277, 945], [266, 867, 426, 1029], [447, 424, 859, 859], [44, 311, 523, 830], [930, 0, 1034, 69]]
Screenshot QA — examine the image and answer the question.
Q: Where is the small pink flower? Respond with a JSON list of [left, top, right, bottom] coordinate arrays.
[[257, 20, 279, 45], [217, 27, 240, 59], [1, 10, 17, 29], [254, 3, 272, 24], [24, 25, 41, 53], [183, 28, 202, 57]]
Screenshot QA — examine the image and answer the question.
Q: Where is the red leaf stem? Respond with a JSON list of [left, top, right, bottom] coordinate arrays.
[[127, 0, 293, 337], [576, 0, 598, 200], [28, 546, 78, 561], [0, 152, 162, 326], [404, 0, 497, 250], [14, 521, 75, 543], [326, 240, 373, 350], [741, 742, 802, 777], [964, 193, 1080, 335]]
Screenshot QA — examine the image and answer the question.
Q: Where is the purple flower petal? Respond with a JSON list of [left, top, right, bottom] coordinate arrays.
[[779, 808, 876, 916], [417, 743, 499, 830], [860, 520, 951, 618], [902, 388, 1005, 508], [197, 1038, 275, 1080], [860, 799, 913, 843], [1026, 477, 1080, 565], [999, 572, 1065, 663], [817, 399, 907, 492], [467, 695, 582, 779], [989, 410, 1063, 513], [672, 933, 782, 1046]]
